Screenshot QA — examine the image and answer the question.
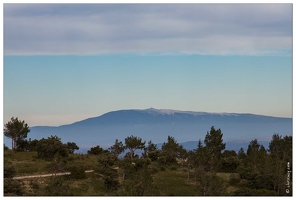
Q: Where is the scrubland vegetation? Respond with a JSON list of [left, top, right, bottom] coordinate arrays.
[[3, 118, 292, 196]]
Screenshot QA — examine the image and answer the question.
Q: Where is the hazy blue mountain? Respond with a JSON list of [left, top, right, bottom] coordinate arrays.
[[4, 108, 292, 152]]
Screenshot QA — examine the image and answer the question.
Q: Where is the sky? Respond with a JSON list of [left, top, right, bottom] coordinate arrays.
[[2, 3, 293, 126]]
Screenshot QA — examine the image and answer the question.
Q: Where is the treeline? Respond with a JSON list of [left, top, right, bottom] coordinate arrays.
[[4, 117, 292, 196]]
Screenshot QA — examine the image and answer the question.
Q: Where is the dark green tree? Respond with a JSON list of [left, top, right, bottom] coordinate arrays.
[[66, 142, 79, 154], [143, 140, 161, 161], [238, 147, 247, 160], [268, 134, 292, 195], [124, 135, 146, 160], [195, 139, 209, 173], [36, 135, 69, 160], [120, 157, 155, 196], [161, 136, 183, 165], [28, 139, 39, 151], [97, 152, 119, 191], [204, 126, 226, 171], [109, 139, 125, 158], [87, 145, 108, 155], [4, 117, 30, 152]]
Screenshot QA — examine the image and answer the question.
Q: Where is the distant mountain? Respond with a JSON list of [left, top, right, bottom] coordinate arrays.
[[5, 108, 292, 152]]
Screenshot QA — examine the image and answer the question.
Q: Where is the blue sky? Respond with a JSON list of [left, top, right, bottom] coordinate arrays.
[[3, 4, 293, 126]]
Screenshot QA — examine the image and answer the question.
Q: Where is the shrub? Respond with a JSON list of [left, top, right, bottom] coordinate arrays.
[[229, 173, 241, 186], [160, 166, 166, 171], [4, 163, 16, 178], [150, 166, 159, 174], [69, 165, 86, 179], [4, 178, 24, 196]]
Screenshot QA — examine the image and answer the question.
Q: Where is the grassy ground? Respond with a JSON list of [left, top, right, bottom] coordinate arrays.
[[4, 150, 239, 196], [4, 150, 98, 176], [152, 169, 199, 196]]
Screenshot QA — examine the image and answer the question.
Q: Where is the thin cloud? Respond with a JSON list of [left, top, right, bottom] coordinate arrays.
[[4, 4, 292, 56]]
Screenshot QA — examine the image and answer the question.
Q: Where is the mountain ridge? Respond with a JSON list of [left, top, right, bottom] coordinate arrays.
[[50, 108, 290, 128], [4, 108, 291, 150]]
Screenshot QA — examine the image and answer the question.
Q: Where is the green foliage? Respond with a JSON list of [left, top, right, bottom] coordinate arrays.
[[161, 136, 184, 165], [238, 148, 246, 160], [120, 157, 155, 196], [16, 138, 30, 152], [229, 173, 241, 186], [28, 139, 39, 151], [233, 188, 278, 196], [97, 152, 119, 191], [124, 135, 146, 160], [67, 142, 79, 154], [109, 139, 125, 158], [222, 150, 237, 158], [204, 126, 226, 171], [3, 131, 292, 196], [153, 170, 198, 196], [87, 145, 108, 155], [4, 163, 16, 178], [196, 172, 226, 196], [44, 177, 72, 196], [195, 139, 209, 172], [160, 166, 166, 171], [268, 134, 292, 195], [101, 168, 119, 191], [69, 165, 86, 179], [143, 140, 161, 161], [4, 117, 30, 151], [4, 178, 24, 196], [220, 157, 240, 173], [36, 135, 69, 160]]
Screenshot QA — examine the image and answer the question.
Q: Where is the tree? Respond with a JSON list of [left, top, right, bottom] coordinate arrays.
[[120, 157, 155, 196], [268, 134, 292, 195], [204, 126, 226, 171], [109, 139, 125, 158], [196, 172, 226, 196], [238, 147, 247, 160], [4, 117, 30, 152], [97, 152, 119, 191], [143, 140, 161, 161], [124, 135, 146, 160], [161, 136, 183, 165], [66, 142, 79, 154], [36, 135, 69, 160], [194, 139, 209, 177], [87, 145, 108, 155]]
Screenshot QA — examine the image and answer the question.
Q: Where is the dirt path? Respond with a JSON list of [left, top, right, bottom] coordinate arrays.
[[12, 170, 94, 180]]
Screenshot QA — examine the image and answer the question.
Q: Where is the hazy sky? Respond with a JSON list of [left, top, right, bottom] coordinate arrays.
[[3, 4, 293, 126]]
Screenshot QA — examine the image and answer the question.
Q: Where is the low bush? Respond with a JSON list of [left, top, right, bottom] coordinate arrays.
[[229, 173, 241, 186], [4, 163, 16, 178], [69, 165, 86, 179]]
